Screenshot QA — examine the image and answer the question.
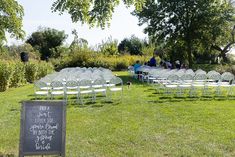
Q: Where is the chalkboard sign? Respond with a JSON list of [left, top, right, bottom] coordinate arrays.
[[19, 101, 66, 157]]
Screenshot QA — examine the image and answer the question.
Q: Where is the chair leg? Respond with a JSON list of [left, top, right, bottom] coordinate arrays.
[[94, 92, 96, 102], [65, 94, 68, 102], [76, 96, 79, 103], [104, 91, 108, 101], [46, 94, 49, 100], [80, 95, 84, 105]]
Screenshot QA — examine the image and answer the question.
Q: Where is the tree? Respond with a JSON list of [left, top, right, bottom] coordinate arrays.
[[51, 0, 146, 28], [211, 25, 235, 63], [98, 36, 119, 56], [134, 0, 235, 67], [118, 35, 146, 55], [6, 43, 40, 60], [0, 0, 24, 45], [26, 27, 68, 59], [70, 29, 88, 50]]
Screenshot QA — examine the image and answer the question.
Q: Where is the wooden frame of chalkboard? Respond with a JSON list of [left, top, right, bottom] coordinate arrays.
[[19, 101, 66, 157]]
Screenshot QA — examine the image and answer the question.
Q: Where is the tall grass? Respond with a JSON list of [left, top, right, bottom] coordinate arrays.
[[0, 60, 54, 92], [51, 49, 150, 71]]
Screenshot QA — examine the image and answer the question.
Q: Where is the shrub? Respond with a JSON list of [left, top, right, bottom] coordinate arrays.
[[118, 35, 146, 55], [37, 61, 54, 79], [230, 65, 235, 75], [25, 61, 54, 83], [98, 37, 119, 55], [25, 62, 39, 83], [115, 59, 129, 71], [51, 46, 150, 71], [0, 60, 54, 92], [216, 64, 235, 75], [0, 61, 14, 91], [10, 62, 26, 87]]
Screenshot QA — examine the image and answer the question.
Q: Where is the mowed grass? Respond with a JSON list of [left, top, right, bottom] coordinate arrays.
[[1, 71, 235, 156]]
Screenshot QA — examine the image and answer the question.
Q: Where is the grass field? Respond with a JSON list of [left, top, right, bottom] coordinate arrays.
[[1, 71, 235, 156]]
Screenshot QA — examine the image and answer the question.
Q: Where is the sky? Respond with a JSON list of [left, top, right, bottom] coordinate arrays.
[[6, 0, 147, 47]]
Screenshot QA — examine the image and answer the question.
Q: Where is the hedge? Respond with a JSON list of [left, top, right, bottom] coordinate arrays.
[[0, 60, 54, 92]]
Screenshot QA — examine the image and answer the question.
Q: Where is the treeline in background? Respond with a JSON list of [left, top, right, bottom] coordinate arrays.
[[1, 27, 235, 92]]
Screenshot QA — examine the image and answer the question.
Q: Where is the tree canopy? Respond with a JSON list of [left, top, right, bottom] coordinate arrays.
[[118, 35, 147, 55], [26, 27, 67, 60], [134, 0, 235, 66], [51, 0, 146, 28], [0, 0, 25, 45]]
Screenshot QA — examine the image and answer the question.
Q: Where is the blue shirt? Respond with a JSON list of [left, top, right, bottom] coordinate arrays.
[[149, 57, 156, 66], [133, 64, 141, 73]]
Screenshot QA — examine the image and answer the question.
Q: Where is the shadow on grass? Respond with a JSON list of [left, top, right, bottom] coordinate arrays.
[[148, 94, 160, 97], [144, 88, 155, 92], [66, 99, 122, 108], [148, 99, 184, 103], [227, 96, 235, 100], [148, 94, 232, 104], [91, 104, 104, 108], [9, 108, 19, 112]]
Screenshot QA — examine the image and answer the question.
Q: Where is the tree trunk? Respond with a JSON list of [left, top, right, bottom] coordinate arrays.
[[211, 42, 234, 63], [221, 51, 228, 63]]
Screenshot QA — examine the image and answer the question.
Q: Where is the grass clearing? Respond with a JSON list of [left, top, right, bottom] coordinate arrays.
[[1, 71, 235, 156]]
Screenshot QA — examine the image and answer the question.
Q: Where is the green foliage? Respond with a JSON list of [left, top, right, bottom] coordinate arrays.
[[37, 61, 54, 79], [118, 35, 147, 55], [70, 29, 89, 50], [25, 62, 38, 83], [87, 55, 136, 71], [98, 37, 119, 56], [10, 62, 26, 88], [26, 27, 68, 60], [0, 60, 27, 90], [0, 60, 54, 91], [214, 64, 235, 76], [25, 61, 54, 83], [0, 0, 25, 45], [134, 0, 235, 67], [51, 47, 147, 71], [5, 43, 40, 60], [51, 0, 146, 28], [192, 63, 235, 75], [0, 61, 14, 91], [141, 42, 155, 56]]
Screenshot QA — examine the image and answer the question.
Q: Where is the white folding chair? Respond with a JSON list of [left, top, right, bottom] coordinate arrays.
[[78, 79, 94, 104], [65, 80, 79, 102], [178, 74, 193, 96], [190, 74, 207, 97], [219, 72, 234, 96], [204, 72, 220, 97], [108, 77, 123, 101], [50, 81, 65, 100], [34, 81, 50, 99], [92, 78, 107, 102], [164, 74, 179, 95]]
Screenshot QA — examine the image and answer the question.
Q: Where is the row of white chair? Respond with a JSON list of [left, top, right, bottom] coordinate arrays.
[[154, 73, 235, 97], [40, 68, 114, 84], [34, 77, 123, 104]]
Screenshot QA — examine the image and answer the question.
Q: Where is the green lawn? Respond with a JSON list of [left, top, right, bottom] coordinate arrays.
[[1, 71, 235, 156]]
